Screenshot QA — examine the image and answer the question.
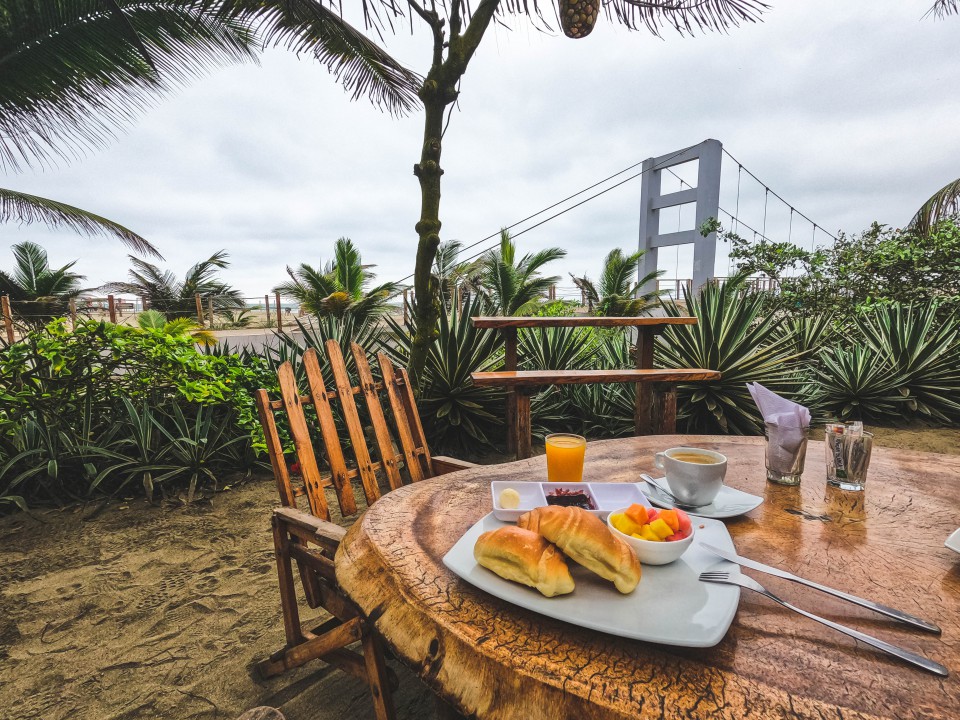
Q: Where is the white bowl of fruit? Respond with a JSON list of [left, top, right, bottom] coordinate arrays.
[[607, 503, 695, 566]]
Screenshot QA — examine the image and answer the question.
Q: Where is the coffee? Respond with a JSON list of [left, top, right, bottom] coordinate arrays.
[[669, 451, 720, 465]]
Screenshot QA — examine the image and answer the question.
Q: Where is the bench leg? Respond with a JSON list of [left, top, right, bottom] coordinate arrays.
[[635, 382, 677, 435], [516, 392, 532, 459]]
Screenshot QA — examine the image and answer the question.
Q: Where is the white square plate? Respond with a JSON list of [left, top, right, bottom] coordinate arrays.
[[442, 512, 741, 647], [490, 481, 648, 522]]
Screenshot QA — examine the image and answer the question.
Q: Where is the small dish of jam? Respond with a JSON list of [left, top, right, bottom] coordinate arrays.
[[546, 487, 596, 510]]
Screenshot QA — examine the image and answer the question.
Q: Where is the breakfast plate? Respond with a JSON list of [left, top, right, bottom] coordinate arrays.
[[641, 478, 763, 519], [442, 512, 741, 647], [946, 528, 960, 555]]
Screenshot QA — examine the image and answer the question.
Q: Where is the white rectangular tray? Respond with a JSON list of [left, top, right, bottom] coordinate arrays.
[[443, 512, 741, 647], [491, 480, 648, 522]]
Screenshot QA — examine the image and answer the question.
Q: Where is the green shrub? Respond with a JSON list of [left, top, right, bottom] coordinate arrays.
[[0, 319, 270, 506]]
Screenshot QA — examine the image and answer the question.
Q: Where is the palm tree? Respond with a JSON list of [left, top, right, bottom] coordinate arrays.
[[433, 239, 483, 310], [274, 237, 401, 323], [569, 248, 664, 316], [476, 230, 565, 316], [103, 251, 243, 319], [0, 241, 87, 327], [909, 178, 960, 237]]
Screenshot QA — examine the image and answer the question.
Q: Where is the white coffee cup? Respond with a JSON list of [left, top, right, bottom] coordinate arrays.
[[653, 447, 727, 506]]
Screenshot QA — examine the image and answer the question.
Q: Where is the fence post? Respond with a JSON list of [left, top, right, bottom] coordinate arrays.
[[549, 284, 556, 301], [195, 293, 204, 327], [275, 292, 283, 332], [265, 293, 271, 327], [107, 294, 118, 324], [69, 298, 77, 330], [1, 295, 14, 343]]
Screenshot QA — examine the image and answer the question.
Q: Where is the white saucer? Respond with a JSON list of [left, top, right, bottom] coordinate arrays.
[[641, 479, 763, 519], [946, 528, 960, 555]]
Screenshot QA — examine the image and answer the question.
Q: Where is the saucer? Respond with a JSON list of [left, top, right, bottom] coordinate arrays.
[[946, 528, 960, 555], [641, 478, 763, 519]]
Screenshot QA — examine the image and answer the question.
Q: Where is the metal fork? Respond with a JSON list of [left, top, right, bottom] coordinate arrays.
[[699, 571, 948, 677]]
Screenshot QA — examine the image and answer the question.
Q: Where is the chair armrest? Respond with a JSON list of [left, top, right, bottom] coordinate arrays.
[[431, 455, 478, 475], [274, 506, 346, 545]]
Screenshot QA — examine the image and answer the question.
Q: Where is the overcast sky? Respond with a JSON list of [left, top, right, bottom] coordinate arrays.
[[6, 1, 959, 302]]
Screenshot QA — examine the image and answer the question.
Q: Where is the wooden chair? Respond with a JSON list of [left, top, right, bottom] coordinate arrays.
[[254, 339, 474, 720]]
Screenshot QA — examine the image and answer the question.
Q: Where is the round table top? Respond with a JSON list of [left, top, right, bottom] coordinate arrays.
[[336, 435, 960, 720]]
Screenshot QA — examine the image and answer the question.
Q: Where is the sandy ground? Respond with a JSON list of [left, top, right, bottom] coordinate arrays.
[[0, 481, 437, 720], [2, 426, 959, 720]]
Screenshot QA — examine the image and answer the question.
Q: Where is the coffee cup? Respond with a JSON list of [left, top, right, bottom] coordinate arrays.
[[653, 447, 727, 506]]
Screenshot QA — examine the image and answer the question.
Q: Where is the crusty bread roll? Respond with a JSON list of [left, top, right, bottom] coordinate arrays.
[[518, 506, 641, 594], [474, 526, 575, 597]]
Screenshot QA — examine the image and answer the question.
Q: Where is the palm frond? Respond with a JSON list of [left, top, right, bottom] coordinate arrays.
[[909, 177, 960, 237], [927, 0, 960, 19], [214, 0, 421, 116], [0, 188, 160, 257], [610, 0, 769, 36], [0, 1, 258, 171]]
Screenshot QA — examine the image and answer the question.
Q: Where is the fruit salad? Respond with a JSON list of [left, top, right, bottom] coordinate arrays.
[[609, 504, 692, 542]]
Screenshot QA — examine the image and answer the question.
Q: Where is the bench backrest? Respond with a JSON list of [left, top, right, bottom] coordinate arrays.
[[255, 339, 434, 520]]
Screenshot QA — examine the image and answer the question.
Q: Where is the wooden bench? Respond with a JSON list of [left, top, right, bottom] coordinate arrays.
[[470, 316, 720, 458]]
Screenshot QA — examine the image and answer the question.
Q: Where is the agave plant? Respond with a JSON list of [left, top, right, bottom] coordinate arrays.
[[385, 295, 504, 453], [657, 277, 805, 434], [569, 247, 663, 316], [856, 303, 960, 421], [809, 345, 905, 422]]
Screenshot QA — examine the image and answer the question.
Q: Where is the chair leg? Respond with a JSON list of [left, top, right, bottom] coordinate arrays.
[[361, 631, 397, 720], [273, 520, 304, 646]]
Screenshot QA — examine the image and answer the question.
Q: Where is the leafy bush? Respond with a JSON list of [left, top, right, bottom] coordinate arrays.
[[0, 319, 271, 507]]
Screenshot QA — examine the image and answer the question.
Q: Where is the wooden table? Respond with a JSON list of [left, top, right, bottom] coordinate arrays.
[[470, 316, 706, 458], [337, 436, 960, 720]]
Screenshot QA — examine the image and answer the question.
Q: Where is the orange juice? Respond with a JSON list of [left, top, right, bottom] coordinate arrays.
[[545, 434, 587, 482]]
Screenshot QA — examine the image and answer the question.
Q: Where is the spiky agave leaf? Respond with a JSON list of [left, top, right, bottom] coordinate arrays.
[[0, 188, 160, 257]]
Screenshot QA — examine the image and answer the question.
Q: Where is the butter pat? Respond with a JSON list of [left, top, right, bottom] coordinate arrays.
[[499, 488, 521, 509]]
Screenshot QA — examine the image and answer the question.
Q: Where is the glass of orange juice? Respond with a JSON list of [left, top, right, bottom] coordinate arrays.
[[545, 434, 587, 482]]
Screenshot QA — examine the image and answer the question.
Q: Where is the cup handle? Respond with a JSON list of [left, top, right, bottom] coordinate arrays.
[[654, 452, 666, 471]]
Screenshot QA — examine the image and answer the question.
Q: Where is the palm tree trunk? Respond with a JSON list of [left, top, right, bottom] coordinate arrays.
[[408, 0, 500, 388]]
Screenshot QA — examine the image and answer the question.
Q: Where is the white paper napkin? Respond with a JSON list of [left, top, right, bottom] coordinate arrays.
[[748, 382, 811, 473]]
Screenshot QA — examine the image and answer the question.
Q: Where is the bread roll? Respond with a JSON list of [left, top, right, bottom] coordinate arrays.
[[474, 526, 575, 597], [518, 506, 641, 594]]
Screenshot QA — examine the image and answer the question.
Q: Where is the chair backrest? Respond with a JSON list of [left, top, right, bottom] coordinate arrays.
[[255, 339, 435, 521]]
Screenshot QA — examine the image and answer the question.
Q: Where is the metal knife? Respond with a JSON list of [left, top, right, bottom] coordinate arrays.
[[700, 542, 941, 634]]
